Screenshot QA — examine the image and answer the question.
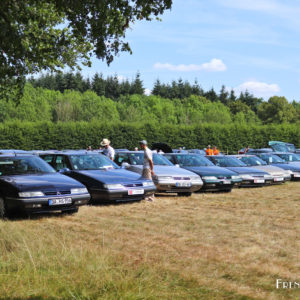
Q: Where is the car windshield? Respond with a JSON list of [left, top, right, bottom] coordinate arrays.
[[271, 143, 296, 152], [0, 156, 56, 175], [70, 154, 119, 170], [258, 154, 285, 164], [176, 154, 215, 167], [129, 153, 173, 166], [238, 156, 267, 166], [209, 156, 247, 167], [276, 153, 300, 162]]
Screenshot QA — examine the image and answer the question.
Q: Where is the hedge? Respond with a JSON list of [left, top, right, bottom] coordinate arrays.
[[0, 121, 299, 153]]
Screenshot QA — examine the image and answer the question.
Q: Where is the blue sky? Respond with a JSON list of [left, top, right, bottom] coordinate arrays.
[[82, 0, 300, 101]]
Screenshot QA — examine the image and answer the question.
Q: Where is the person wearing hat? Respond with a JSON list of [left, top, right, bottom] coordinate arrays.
[[139, 140, 155, 201], [101, 138, 115, 161]]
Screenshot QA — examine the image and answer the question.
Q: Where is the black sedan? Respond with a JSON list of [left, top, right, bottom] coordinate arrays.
[[0, 153, 90, 218], [206, 155, 273, 187], [163, 153, 242, 192], [39, 151, 156, 203]]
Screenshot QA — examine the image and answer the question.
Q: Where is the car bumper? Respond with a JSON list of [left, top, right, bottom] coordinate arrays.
[[6, 193, 90, 214], [155, 181, 203, 193], [90, 186, 156, 202], [239, 179, 266, 187], [201, 180, 235, 192]]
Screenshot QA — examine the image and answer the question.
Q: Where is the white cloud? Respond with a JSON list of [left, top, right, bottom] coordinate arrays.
[[144, 88, 152, 96], [233, 80, 280, 98], [153, 59, 226, 72], [117, 75, 127, 82]]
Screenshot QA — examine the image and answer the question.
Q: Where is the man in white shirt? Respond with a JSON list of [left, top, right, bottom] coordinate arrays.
[[100, 138, 115, 161], [139, 140, 155, 201]]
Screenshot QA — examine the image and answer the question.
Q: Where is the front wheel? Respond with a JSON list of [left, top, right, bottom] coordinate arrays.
[[177, 192, 192, 197], [0, 197, 7, 219]]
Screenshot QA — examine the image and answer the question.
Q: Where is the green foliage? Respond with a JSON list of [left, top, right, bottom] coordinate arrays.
[[0, 121, 298, 153], [257, 96, 297, 124], [1, 0, 172, 100]]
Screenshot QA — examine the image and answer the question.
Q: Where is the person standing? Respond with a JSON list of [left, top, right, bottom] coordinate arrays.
[[205, 145, 213, 156], [100, 138, 115, 161], [212, 146, 220, 155], [139, 140, 155, 201]]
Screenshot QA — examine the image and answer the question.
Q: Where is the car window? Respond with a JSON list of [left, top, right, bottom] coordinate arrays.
[[0, 156, 55, 175], [70, 154, 119, 170], [55, 155, 69, 170], [209, 156, 247, 167], [239, 156, 267, 166], [115, 153, 130, 165], [176, 154, 214, 167], [129, 153, 173, 166]]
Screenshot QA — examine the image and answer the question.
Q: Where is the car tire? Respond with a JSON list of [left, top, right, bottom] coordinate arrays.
[[177, 192, 192, 197], [0, 197, 7, 219]]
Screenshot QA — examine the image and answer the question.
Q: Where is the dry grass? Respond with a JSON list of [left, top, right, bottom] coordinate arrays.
[[0, 182, 299, 299]]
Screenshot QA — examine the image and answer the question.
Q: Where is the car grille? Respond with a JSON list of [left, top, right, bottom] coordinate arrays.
[[173, 177, 190, 180], [217, 176, 231, 179], [44, 190, 71, 196], [123, 183, 143, 188]]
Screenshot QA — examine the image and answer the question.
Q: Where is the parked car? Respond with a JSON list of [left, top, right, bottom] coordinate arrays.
[[163, 153, 241, 192], [187, 149, 206, 155], [114, 151, 203, 196], [251, 153, 300, 181], [206, 155, 273, 187], [39, 151, 156, 203], [268, 141, 300, 153], [272, 152, 300, 166], [0, 153, 90, 218], [233, 155, 291, 183]]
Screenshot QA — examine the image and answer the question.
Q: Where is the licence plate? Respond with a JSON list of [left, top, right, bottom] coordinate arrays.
[[222, 180, 231, 184], [254, 179, 265, 183], [49, 197, 72, 206], [274, 177, 283, 182], [176, 182, 192, 187], [128, 189, 144, 195]]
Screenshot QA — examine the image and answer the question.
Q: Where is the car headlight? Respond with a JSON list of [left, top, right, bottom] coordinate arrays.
[[71, 188, 88, 194], [104, 184, 124, 189], [202, 176, 217, 180], [143, 181, 154, 187], [240, 174, 254, 180], [231, 175, 240, 180], [18, 191, 44, 198]]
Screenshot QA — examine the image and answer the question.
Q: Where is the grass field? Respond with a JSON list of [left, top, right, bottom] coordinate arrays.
[[0, 182, 299, 299]]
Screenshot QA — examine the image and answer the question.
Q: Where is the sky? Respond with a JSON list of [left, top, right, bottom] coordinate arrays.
[[81, 0, 300, 101]]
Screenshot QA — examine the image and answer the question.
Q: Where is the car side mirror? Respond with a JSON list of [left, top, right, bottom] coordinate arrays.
[[59, 168, 70, 173], [121, 162, 130, 169]]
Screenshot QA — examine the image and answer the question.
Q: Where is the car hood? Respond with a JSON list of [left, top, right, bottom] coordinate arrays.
[[269, 163, 300, 171], [0, 173, 84, 191], [74, 169, 145, 184], [248, 165, 286, 175], [225, 167, 268, 175], [128, 165, 198, 177], [182, 166, 237, 176]]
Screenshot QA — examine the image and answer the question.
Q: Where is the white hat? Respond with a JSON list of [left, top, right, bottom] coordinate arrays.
[[100, 138, 110, 146], [139, 140, 147, 145]]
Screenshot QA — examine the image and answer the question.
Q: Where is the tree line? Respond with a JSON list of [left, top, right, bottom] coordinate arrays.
[[25, 72, 300, 125]]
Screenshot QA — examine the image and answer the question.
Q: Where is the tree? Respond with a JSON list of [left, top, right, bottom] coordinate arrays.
[[0, 0, 172, 100], [257, 96, 297, 124]]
